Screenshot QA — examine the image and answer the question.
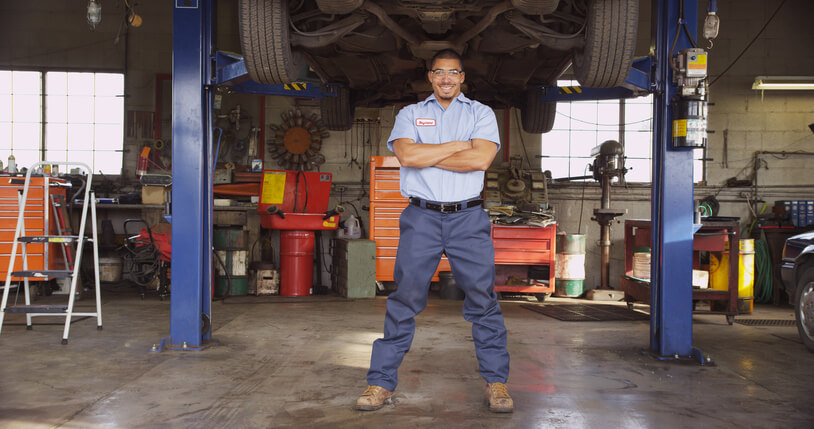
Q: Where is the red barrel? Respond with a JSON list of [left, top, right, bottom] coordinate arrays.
[[279, 230, 314, 296]]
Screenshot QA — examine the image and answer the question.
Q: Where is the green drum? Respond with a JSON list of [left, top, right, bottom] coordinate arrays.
[[213, 227, 249, 250], [555, 234, 586, 297], [555, 279, 585, 297], [214, 249, 248, 296], [214, 227, 249, 296], [215, 276, 248, 296]]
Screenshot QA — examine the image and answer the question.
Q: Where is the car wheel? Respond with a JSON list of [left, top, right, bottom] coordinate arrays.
[[572, 0, 639, 88], [795, 268, 814, 352], [321, 85, 354, 131], [238, 0, 304, 84], [521, 87, 556, 134]]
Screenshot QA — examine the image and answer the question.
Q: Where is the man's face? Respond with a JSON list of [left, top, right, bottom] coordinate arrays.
[[428, 58, 465, 101]]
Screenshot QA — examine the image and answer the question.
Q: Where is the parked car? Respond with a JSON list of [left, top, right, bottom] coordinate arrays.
[[238, 0, 639, 131], [780, 231, 814, 352]]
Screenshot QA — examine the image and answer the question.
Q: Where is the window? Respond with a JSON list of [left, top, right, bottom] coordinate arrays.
[[541, 80, 703, 183], [0, 70, 124, 174]]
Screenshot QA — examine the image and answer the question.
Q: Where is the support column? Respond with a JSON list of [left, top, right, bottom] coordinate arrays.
[[168, 0, 214, 348], [649, 0, 701, 360]]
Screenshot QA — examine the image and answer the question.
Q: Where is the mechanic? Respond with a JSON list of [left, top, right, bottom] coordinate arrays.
[[356, 49, 512, 413]]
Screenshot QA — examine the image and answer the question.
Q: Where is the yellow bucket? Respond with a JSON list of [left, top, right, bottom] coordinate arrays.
[[708, 239, 754, 314]]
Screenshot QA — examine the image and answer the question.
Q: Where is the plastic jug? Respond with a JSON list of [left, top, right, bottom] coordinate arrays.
[[345, 215, 362, 239]]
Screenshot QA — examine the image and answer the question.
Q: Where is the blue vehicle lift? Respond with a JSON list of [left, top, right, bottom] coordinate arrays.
[[168, 0, 707, 362], [650, 0, 709, 364], [536, 56, 652, 102], [161, 0, 215, 351], [214, 51, 324, 98]]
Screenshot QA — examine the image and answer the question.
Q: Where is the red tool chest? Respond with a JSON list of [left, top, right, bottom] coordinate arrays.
[[370, 156, 556, 295], [0, 176, 67, 281], [492, 224, 556, 295]]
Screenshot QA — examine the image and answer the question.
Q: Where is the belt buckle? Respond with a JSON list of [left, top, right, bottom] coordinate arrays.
[[439, 203, 460, 214]]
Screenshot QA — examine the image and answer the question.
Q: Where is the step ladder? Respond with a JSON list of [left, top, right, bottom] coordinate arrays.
[[0, 162, 101, 344], [50, 192, 76, 270]]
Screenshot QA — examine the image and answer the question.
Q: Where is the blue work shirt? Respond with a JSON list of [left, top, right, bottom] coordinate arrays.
[[387, 93, 500, 203]]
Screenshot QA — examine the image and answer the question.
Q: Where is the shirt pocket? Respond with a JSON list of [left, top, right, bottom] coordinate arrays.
[[415, 121, 438, 144]]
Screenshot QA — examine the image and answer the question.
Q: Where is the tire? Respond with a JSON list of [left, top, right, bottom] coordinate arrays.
[[795, 268, 814, 352], [534, 293, 549, 302], [572, 0, 639, 88], [238, 0, 303, 84], [321, 85, 354, 131], [521, 87, 556, 134]]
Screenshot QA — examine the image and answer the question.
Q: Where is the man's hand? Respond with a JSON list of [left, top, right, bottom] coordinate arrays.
[[392, 139, 472, 168]]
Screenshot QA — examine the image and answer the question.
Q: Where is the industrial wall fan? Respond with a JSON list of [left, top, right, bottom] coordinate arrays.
[[268, 110, 329, 170]]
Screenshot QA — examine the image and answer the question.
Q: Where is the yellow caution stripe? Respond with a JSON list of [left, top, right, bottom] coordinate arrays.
[[558, 86, 583, 94], [283, 83, 307, 91]]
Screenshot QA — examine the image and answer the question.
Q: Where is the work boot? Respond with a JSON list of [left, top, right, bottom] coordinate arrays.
[[355, 385, 394, 411], [485, 382, 514, 413]]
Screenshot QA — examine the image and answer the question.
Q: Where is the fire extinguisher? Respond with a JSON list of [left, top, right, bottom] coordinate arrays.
[[136, 146, 151, 178]]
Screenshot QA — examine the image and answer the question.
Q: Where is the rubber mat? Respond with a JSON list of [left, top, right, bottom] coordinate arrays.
[[521, 304, 650, 321], [734, 319, 796, 326]]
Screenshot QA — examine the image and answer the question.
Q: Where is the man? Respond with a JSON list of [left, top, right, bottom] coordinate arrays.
[[356, 49, 513, 413]]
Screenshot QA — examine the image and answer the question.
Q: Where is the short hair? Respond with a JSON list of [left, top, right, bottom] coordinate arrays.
[[429, 49, 464, 71]]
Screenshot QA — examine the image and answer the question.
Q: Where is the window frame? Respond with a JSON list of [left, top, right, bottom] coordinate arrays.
[[0, 68, 125, 174], [542, 80, 704, 184]]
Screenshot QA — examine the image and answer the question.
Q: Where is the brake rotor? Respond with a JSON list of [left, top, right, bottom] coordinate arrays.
[[268, 110, 328, 170], [283, 126, 311, 154]]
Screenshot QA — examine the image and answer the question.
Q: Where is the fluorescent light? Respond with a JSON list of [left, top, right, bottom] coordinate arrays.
[[752, 76, 814, 90]]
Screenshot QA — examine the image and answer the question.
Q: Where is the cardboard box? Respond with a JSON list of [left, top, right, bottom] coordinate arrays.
[[142, 186, 168, 205]]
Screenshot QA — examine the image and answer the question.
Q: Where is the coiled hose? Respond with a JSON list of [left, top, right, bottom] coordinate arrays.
[[754, 236, 774, 304]]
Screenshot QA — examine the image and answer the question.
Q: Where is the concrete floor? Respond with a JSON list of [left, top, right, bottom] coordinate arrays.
[[0, 285, 812, 428]]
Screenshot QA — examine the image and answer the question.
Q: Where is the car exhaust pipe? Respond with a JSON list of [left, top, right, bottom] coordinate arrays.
[[453, 0, 515, 50], [361, 1, 422, 46]]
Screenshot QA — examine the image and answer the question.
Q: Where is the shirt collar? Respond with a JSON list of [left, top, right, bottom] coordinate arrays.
[[420, 92, 472, 107]]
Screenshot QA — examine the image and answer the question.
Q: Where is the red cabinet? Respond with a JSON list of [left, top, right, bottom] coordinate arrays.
[[0, 176, 67, 281], [620, 219, 740, 323], [492, 224, 556, 295], [370, 156, 556, 294], [369, 157, 450, 282]]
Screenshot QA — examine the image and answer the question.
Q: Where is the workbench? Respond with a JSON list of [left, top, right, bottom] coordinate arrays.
[[620, 218, 740, 324]]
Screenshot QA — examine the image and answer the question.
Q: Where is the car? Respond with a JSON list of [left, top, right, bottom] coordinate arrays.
[[238, 0, 639, 131], [780, 231, 814, 352]]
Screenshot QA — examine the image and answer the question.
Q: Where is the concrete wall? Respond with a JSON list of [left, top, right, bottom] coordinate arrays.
[[705, 0, 814, 187], [2, 0, 812, 291]]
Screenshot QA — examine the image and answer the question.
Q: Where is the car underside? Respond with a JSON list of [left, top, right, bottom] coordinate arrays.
[[239, 0, 639, 131]]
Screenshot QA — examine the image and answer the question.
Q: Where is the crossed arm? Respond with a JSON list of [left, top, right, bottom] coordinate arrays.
[[391, 138, 498, 172]]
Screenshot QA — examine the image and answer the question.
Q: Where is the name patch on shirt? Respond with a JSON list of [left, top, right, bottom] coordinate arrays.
[[415, 118, 436, 127]]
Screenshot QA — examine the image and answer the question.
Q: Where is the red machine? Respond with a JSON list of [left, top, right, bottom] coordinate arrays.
[[258, 170, 340, 296]]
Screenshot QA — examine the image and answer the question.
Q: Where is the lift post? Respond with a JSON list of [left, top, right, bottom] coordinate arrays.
[[650, 0, 708, 363], [163, 0, 215, 351]]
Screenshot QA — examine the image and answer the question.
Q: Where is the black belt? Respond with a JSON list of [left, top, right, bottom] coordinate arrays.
[[409, 197, 483, 214]]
